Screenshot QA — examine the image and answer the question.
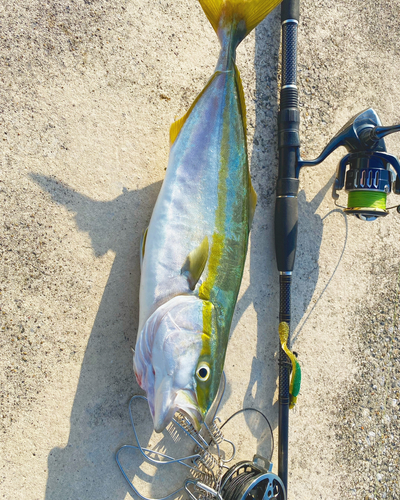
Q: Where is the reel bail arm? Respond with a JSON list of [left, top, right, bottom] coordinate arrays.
[[297, 108, 400, 220]]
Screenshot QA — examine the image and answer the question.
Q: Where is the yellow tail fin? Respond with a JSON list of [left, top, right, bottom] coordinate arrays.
[[198, 0, 282, 43]]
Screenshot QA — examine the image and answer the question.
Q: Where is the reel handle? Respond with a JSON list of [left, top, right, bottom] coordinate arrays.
[[297, 108, 400, 220], [332, 154, 351, 200], [359, 123, 400, 149]]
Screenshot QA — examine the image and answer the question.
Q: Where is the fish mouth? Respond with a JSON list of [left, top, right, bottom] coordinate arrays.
[[175, 404, 203, 432], [153, 386, 203, 433]]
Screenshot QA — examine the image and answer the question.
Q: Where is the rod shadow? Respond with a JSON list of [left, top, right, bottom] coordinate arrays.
[[227, 12, 347, 456], [33, 11, 346, 499]]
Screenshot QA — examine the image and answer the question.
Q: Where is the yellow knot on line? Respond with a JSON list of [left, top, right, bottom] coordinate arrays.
[[279, 321, 301, 409]]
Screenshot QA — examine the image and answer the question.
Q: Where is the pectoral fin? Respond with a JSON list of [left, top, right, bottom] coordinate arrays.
[[140, 227, 148, 270], [181, 236, 209, 290]]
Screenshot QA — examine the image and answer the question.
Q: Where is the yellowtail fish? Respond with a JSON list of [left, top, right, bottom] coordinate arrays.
[[134, 0, 282, 432]]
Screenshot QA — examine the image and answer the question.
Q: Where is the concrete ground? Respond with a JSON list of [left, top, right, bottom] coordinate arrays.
[[1, 0, 400, 499]]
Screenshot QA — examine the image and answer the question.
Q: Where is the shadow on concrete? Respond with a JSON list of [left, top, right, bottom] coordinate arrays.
[[31, 174, 163, 499], [228, 10, 282, 458], [31, 10, 346, 498], [228, 13, 346, 457], [291, 207, 348, 345]]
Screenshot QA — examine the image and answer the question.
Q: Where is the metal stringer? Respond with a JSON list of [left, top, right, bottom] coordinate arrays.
[[116, 375, 286, 500]]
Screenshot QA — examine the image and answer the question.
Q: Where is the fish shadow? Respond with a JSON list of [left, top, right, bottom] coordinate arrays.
[[31, 174, 164, 500], [33, 10, 345, 499]]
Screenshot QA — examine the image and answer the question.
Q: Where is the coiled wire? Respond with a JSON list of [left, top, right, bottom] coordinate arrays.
[[116, 395, 276, 500], [209, 420, 224, 445], [221, 465, 260, 500]]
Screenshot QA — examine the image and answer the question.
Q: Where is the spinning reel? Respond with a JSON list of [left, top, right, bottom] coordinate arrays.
[[116, 376, 286, 500], [298, 108, 400, 221], [220, 458, 285, 500]]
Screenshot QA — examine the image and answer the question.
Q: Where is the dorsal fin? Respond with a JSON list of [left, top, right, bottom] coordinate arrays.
[[234, 64, 256, 226], [170, 72, 220, 145], [140, 227, 148, 270], [181, 236, 209, 290]]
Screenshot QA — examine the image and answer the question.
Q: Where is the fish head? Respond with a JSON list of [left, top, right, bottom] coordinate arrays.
[[134, 295, 220, 433]]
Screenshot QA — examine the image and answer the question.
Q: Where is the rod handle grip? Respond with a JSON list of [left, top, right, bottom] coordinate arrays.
[[274, 180, 299, 273]]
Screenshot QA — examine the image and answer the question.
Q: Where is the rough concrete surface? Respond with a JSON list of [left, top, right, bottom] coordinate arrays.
[[1, 0, 400, 499]]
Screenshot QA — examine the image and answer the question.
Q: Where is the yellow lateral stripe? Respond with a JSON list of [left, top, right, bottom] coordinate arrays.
[[202, 302, 213, 336], [201, 333, 212, 357], [198, 162, 227, 302], [199, 100, 230, 339], [199, 233, 224, 300]]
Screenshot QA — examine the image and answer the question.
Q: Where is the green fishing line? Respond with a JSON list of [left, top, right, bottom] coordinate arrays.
[[347, 191, 387, 210]]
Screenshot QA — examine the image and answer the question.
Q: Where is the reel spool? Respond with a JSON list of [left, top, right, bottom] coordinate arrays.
[[339, 152, 392, 221], [298, 108, 400, 221], [220, 459, 286, 500]]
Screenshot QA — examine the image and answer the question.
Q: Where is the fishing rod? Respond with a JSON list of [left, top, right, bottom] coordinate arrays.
[[275, 0, 301, 492], [275, 0, 400, 494]]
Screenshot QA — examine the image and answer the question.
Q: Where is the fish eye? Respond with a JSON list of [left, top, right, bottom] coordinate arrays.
[[196, 362, 210, 382]]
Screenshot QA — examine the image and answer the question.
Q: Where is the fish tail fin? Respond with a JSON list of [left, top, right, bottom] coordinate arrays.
[[198, 0, 282, 47]]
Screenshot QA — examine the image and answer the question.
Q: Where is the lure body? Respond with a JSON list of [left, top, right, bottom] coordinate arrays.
[[134, 0, 282, 432]]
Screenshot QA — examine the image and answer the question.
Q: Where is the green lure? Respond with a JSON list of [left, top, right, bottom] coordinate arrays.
[[279, 322, 301, 409]]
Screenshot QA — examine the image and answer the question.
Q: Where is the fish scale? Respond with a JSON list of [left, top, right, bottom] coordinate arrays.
[[134, 0, 283, 433]]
